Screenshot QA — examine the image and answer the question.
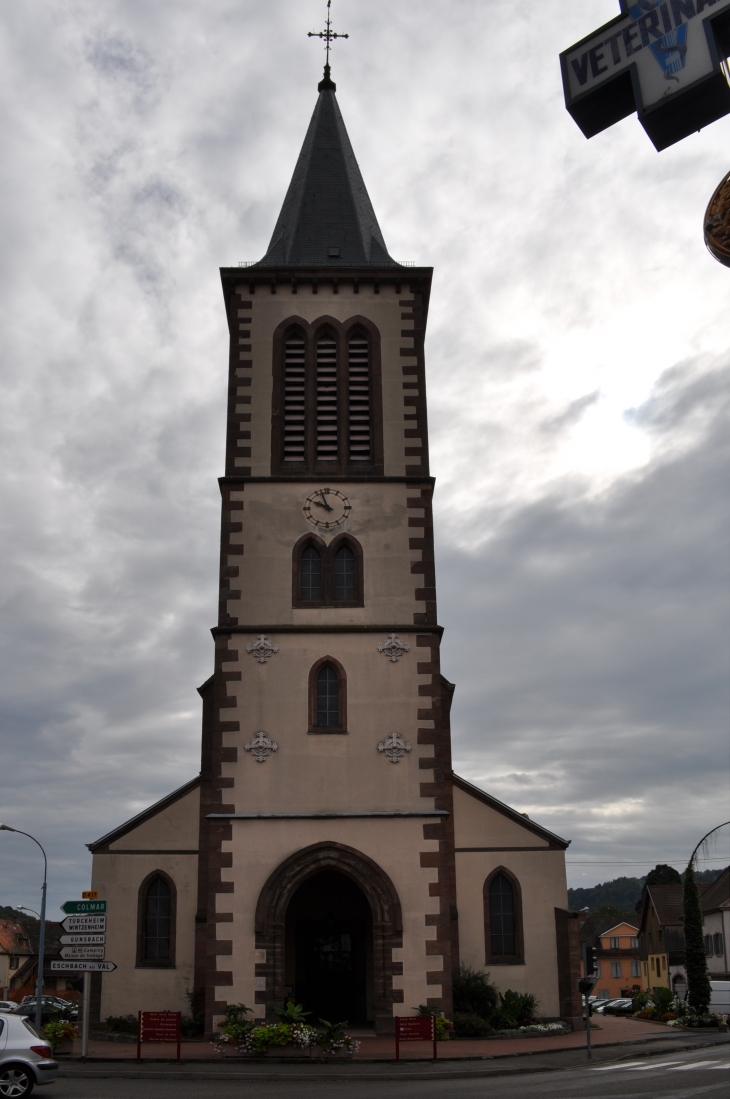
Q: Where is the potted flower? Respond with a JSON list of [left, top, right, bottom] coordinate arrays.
[[42, 1020, 79, 1054]]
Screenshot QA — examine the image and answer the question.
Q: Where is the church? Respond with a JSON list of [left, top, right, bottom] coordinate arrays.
[[88, 61, 582, 1035]]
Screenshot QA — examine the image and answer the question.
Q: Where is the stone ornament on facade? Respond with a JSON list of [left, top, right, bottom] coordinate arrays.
[[245, 730, 279, 763], [246, 634, 279, 663], [377, 633, 410, 663], [377, 731, 412, 764]]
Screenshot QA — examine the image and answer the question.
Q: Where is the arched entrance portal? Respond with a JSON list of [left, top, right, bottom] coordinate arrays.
[[285, 870, 373, 1023], [255, 842, 403, 1034]]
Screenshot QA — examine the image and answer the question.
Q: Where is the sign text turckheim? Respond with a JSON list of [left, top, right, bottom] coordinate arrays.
[[561, 0, 730, 149]]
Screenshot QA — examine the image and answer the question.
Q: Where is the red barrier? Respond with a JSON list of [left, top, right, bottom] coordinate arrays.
[[136, 1011, 181, 1062], [395, 1014, 437, 1061]]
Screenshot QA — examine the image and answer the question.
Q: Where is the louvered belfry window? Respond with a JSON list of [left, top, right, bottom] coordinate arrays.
[[278, 326, 378, 470], [283, 335, 306, 462], [348, 333, 371, 462], [316, 335, 338, 461]]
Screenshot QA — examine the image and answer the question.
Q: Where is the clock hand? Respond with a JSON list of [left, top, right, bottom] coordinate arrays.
[[313, 500, 331, 510], [317, 491, 334, 511]]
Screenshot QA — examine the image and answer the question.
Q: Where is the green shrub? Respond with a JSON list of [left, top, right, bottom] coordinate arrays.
[[500, 990, 539, 1027], [452, 965, 499, 1019], [650, 987, 674, 1014], [105, 1014, 138, 1034], [273, 1002, 311, 1025], [216, 1002, 255, 1047], [413, 1005, 451, 1040], [42, 1020, 79, 1049], [452, 1011, 493, 1038]]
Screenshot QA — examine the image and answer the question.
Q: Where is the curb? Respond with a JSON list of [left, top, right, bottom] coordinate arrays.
[[57, 1035, 729, 1082]]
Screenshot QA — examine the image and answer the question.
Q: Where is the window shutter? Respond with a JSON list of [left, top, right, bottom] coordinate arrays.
[[347, 335, 371, 462], [283, 336, 306, 462], [316, 336, 338, 461]]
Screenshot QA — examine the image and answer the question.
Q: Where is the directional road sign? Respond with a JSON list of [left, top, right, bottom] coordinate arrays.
[[60, 915, 106, 933], [51, 960, 116, 972], [59, 934, 105, 946], [60, 946, 105, 960], [61, 900, 106, 914]]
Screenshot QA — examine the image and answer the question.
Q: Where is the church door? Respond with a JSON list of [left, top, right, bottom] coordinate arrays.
[[284, 870, 373, 1024]]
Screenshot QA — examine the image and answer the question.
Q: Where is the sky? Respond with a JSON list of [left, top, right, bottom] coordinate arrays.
[[0, 0, 728, 918]]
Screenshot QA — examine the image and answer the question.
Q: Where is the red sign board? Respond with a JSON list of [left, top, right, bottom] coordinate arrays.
[[395, 1015, 437, 1061], [137, 1011, 181, 1062]]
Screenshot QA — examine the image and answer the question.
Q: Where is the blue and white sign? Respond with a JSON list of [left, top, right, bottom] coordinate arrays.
[[561, 0, 730, 149]]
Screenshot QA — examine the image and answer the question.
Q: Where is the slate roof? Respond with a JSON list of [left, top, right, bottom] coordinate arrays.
[[701, 866, 730, 913], [647, 883, 685, 925], [257, 75, 399, 269]]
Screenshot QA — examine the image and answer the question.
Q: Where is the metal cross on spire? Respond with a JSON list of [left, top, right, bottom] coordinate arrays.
[[308, 0, 349, 73]]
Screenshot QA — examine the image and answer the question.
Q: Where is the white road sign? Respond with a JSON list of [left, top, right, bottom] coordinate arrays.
[[60, 946, 105, 960], [51, 960, 116, 972], [60, 915, 106, 933], [59, 934, 106, 946]]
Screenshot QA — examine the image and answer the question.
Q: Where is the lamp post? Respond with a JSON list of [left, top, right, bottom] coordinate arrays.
[[0, 825, 48, 1032]]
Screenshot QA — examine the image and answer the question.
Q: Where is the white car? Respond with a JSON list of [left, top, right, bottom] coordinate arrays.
[[0, 1013, 57, 1097], [0, 1008, 15, 1016]]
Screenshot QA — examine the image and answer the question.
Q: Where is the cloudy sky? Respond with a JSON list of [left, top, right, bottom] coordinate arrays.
[[0, 0, 728, 916]]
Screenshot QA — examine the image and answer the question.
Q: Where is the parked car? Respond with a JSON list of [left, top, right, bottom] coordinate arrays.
[[0, 1012, 58, 1096], [11, 1000, 77, 1026], [0, 1004, 16, 1014], [595, 998, 634, 1014]]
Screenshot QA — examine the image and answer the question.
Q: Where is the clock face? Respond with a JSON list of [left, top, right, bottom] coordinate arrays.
[[303, 488, 352, 529]]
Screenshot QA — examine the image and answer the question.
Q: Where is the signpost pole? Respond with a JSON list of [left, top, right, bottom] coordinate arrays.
[[176, 1013, 181, 1064], [432, 1014, 437, 1062], [395, 1017, 399, 1063], [137, 1011, 142, 1062], [81, 971, 90, 1059], [585, 992, 592, 1060]]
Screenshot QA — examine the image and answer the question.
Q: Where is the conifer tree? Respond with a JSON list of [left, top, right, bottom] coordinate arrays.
[[683, 861, 711, 1014]]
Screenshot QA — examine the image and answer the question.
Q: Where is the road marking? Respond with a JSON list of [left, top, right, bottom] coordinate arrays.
[[625, 1061, 683, 1070], [667, 1060, 722, 1071], [709, 1063, 730, 1069], [591, 1061, 647, 1071]]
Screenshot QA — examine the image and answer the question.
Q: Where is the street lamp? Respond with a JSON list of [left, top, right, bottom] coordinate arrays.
[[0, 825, 48, 1033]]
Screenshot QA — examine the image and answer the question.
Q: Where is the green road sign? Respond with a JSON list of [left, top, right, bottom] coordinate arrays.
[[61, 900, 107, 914]]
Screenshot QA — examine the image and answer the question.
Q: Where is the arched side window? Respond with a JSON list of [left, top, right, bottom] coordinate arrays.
[[137, 871, 177, 967], [292, 535, 363, 608], [308, 657, 347, 734], [483, 867, 524, 965], [347, 330, 371, 463]]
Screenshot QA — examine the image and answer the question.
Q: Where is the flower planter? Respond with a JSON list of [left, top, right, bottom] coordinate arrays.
[[52, 1037, 74, 1055]]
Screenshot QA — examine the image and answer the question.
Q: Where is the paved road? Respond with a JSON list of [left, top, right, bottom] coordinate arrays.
[[46, 1045, 730, 1099]]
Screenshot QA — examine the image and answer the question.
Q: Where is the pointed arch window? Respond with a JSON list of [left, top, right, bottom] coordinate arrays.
[[308, 657, 347, 733], [483, 867, 524, 965], [293, 535, 363, 608], [347, 330, 371, 462], [300, 545, 322, 601], [333, 544, 356, 601], [283, 332, 306, 463], [137, 871, 176, 967], [316, 333, 338, 461]]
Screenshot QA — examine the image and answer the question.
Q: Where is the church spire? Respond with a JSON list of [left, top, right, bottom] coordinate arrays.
[[257, 3, 398, 269]]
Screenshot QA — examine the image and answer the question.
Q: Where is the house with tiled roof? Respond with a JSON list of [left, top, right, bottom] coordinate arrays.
[[702, 866, 729, 980], [0, 919, 33, 998], [638, 881, 711, 996]]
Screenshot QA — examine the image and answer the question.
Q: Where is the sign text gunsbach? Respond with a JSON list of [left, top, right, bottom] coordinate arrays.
[[561, 0, 730, 149]]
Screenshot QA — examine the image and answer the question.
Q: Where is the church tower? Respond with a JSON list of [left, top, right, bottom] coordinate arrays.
[[88, 59, 580, 1039], [195, 64, 458, 1033]]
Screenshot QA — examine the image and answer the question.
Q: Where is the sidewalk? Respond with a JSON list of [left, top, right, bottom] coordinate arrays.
[[56, 1015, 728, 1077]]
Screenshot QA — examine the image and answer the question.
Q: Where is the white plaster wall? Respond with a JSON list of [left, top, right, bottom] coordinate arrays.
[[452, 785, 569, 1018], [214, 818, 440, 1021], [237, 282, 418, 478], [220, 633, 433, 815], [90, 786, 200, 1018], [227, 481, 424, 626]]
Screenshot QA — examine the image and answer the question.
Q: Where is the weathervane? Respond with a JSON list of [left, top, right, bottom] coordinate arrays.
[[308, 0, 348, 80]]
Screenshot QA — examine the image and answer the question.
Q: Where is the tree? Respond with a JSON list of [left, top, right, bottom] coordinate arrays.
[[683, 865, 711, 1014], [635, 864, 682, 911]]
